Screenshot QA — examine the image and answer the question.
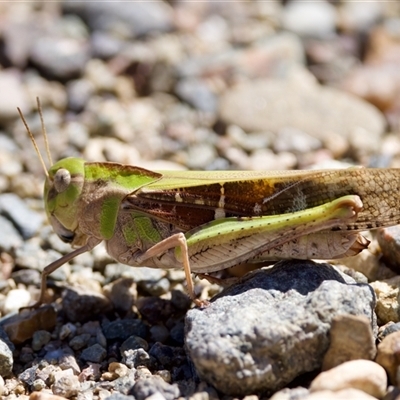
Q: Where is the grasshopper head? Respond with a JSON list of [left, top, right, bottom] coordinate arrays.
[[44, 158, 85, 243], [18, 100, 87, 246]]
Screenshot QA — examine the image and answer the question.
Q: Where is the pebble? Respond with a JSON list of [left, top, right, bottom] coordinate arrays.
[[68, 2, 174, 38], [305, 389, 378, 400], [61, 286, 112, 322], [30, 392, 70, 400], [139, 277, 171, 298], [3, 288, 31, 314], [0, 69, 30, 122], [371, 276, 400, 324], [309, 360, 387, 398], [322, 314, 376, 370], [219, 79, 385, 156], [80, 343, 107, 363], [59, 322, 77, 341], [122, 348, 151, 369], [0, 215, 22, 252], [11, 269, 41, 287], [273, 127, 322, 154], [375, 330, 400, 385], [104, 394, 135, 400], [108, 362, 129, 378], [103, 318, 148, 341], [32, 379, 46, 391], [175, 78, 218, 113], [376, 226, 400, 270], [58, 353, 81, 374], [150, 325, 170, 344], [51, 369, 81, 398], [1, 305, 57, 344], [32, 330, 52, 351], [0, 337, 13, 377], [120, 336, 149, 354], [69, 333, 91, 351], [378, 321, 400, 341], [269, 387, 309, 400], [131, 376, 180, 400], [0, 193, 43, 239], [339, 1, 383, 33], [30, 36, 90, 81], [282, 1, 337, 38], [66, 79, 95, 113], [102, 277, 137, 313], [148, 342, 186, 371]]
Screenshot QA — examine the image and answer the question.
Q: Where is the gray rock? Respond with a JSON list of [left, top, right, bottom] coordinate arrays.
[[175, 78, 218, 113], [112, 369, 136, 395], [139, 277, 170, 298], [105, 265, 166, 283], [219, 79, 385, 155], [0, 193, 43, 239], [273, 127, 322, 154], [58, 353, 81, 374], [62, 286, 112, 322], [80, 343, 107, 363], [130, 376, 180, 400], [150, 325, 170, 344], [0, 215, 23, 252], [269, 387, 310, 400], [185, 260, 376, 396], [122, 348, 151, 369], [0, 338, 13, 377], [52, 371, 81, 398], [105, 394, 135, 400], [11, 269, 41, 287], [177, 32, 305, 80], [32, 330, 52, 351], [59, 322, 77, 341], [148, 342, 186, 370], [69, 333, 91, 351], [91, 31, 126, 59], [18, 364, 37, 385], [103, 319, 148, 341], [66, 79, 95, 113], [64, 2, 174, 38], [103, 277, 137, 313], [120, 336, 149, 354], [30, 36, 90, 80], [378, 322, 400, 341], [15, 241, 69, 282]]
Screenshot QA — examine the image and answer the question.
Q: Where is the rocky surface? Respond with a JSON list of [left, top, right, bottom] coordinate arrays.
[[0, 1, 400, 399], [185, 261, 376, 396]]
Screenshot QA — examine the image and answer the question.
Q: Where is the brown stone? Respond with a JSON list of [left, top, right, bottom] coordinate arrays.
[[322, 314, 376, 371], [2, 305, 57, 345], [376, 330, 400, 385]]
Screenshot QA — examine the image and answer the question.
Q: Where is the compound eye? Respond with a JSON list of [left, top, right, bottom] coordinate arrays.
[[50, 216, 75, 243], [58, 230, 75, 243], [54, 168, 71, 193]]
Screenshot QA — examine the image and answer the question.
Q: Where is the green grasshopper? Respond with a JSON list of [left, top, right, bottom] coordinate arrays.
[[18, 100, 400, 307]]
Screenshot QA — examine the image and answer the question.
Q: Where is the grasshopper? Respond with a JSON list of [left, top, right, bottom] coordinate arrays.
[[18, 100, 400, 308]]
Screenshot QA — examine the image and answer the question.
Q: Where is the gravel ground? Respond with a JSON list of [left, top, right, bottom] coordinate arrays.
[[1, 1, 400, 399]]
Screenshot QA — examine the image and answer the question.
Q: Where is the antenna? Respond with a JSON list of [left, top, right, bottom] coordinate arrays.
[[36, 97, 53, 167], [17, 102, 49, 178]]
